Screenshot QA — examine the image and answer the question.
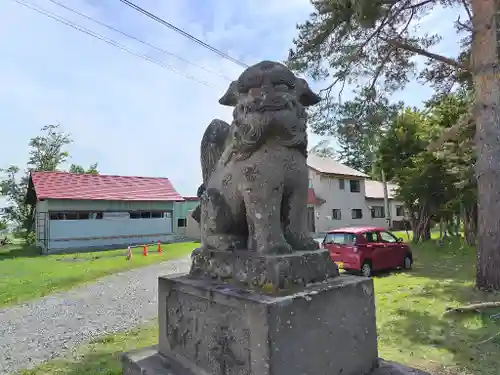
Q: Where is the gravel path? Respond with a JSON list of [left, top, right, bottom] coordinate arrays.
[[0, 257, 191, 375]]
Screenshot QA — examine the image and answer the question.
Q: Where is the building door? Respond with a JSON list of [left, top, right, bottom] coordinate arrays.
[[307, 206, 315, 233]]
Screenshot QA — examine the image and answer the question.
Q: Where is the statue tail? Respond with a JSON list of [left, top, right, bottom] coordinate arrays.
[[191, 119, 231, 224]]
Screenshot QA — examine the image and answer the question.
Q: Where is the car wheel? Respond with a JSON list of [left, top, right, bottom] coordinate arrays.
[[361, 262, 372, 277], [403, 254, 412, 270]]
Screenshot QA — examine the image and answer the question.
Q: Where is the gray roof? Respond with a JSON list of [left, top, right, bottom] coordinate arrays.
[[307, 154, 368, 178], [365, 180, 399, 199]]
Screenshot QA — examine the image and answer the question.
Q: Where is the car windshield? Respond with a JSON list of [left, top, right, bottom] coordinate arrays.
[[325, 232, 357, 245]]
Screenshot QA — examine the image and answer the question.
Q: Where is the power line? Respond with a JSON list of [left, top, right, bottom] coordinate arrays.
[[45, 0, 232, 82], [11, 0, 219, 88], [117, 0, 249, 68]]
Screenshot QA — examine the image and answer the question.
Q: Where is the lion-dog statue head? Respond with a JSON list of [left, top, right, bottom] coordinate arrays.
[[218, 60, 320, 162]]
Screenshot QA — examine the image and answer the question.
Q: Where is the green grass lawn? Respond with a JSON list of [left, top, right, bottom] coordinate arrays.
[[17, 235, 500, 375], [0, 241, 197, 308]]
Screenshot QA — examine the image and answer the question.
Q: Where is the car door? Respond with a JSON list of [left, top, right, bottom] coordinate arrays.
[[377, 231, 402, 269], [361, 231, 385, 270]]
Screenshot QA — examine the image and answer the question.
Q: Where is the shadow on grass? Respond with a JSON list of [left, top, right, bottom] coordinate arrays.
[[407, 238, 476, 283], [20, 351, 124, 375], [20, 325, 158, 375], [0, 243, 40, 260], [390, 307, 500, 374]]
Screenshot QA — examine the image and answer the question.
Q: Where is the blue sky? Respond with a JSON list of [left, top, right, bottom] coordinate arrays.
[[0, 0, 464, 204]]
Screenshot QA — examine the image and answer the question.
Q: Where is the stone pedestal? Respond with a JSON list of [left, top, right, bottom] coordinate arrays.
[[190, 248, 340, 289], [124, 274, 379, 375], [121, 273, 430, 375]]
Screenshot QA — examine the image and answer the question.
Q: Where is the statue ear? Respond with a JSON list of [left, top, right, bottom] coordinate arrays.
[[297, 78, 321, 107], [219, 81, 238, 106]]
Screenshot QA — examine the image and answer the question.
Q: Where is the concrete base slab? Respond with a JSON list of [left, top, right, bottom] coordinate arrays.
[[121, 347, 431, 375]]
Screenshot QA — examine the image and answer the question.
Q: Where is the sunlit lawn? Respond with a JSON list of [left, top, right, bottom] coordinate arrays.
[[0, 240, 197, 308], [17, 234, 500, 375]]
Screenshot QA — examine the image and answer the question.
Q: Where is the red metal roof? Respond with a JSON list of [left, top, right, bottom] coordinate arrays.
[[30, 171, 184, 202], [307, 188, 325, 205]]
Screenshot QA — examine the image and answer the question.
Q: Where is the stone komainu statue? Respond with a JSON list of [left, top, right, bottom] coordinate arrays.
[[192, 60, 321, 254]]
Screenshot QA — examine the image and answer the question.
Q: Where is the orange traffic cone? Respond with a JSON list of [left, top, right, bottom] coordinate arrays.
[[157, 241, 162, 253], [126, 246, 132, 260], [143, 244, 148, 256]]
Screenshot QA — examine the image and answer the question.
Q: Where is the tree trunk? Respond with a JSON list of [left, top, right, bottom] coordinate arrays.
[[423, 218, 431, 241], [463, 203, 477, 247], [471, 0, 500, 290], [381, 169, 391, 229]]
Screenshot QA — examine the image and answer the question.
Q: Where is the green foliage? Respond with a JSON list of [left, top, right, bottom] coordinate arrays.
[[288, 0, 468, 93], [0, 125, 73, 240], [377, 92, 474, 242], [315, 89, 403, 174], [0, 220, 6, 231], [69, 163, 99, 174], [308, 139, 337, 158], [287, 0, 471, 161]]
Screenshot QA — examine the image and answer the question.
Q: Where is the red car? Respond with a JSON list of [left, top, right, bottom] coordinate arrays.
[[321, 227, 413, 277]]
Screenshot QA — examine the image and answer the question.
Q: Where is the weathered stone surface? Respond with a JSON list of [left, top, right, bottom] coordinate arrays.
[[189, 247, 339, 289], [153, 273, 378, 375], [121, 350, 431, 375], [192, 60, 322, 254]]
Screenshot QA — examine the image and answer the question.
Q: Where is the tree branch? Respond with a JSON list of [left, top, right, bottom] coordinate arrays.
[[405, 0, 434, 9], [462, 0, 473, 21], [444, 301, 500, 314], [320, 1, 404, 96], [427, 105, 474, 152], [380, 37, 471, 71]]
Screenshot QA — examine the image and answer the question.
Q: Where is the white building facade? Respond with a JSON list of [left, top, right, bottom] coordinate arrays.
[[306, 154, 407, 235], [27, 171, 188, 254]]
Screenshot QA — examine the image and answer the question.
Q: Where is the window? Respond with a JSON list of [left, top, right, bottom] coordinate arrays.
[[78, 212, 90, 220], [379, 231, 398, 243], [332, 209, 342, 220], [349, 180, 361, 193], [64, 212, 78, 220], [363, 232, 378, 243], [130, 211, 141, 219], [371, 206, 385, 219], [351, 209, 363, 219], [324, 232, 357, 245], [177, 218, 187, 227], [130, 211, 172, 219], [338, 179, 345, 190], [49, 212, 64, 220], [396, 205, 404, 217], [49, 211, 103, 220]]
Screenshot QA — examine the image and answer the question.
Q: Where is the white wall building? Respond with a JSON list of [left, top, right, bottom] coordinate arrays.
[[307, 154, 373, 233], [27, 171, 190, 253], [364, 180, 407, 230], [306, 154, 407, 234]]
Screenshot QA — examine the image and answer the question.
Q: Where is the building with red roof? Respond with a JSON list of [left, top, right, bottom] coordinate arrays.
[[26, 171, 193, 253]]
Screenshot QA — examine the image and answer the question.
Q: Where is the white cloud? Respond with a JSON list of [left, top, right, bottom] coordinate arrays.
[[0, 0, 462, 199]]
